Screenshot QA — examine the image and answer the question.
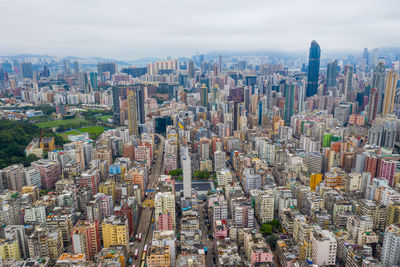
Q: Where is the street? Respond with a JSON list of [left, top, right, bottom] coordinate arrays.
[[131, 134, 165, 266]]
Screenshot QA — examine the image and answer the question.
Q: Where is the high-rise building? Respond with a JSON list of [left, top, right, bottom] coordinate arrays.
[[371, 48, 379, 66], [327, 60, 337, 88], [20, 62, 33, 79], [363, 48, 369, 65], [28, 227, 64, 260], [146, 245, 171, 267], [200, 83, 208, 109], [71, 220, 101, 260], [343, 65, 353, 101], [75, 141, 93, 170], [155, 191, 176, 230], [254, 190, 274, 224], [284, 82, 295, 124], [46, 214, 74, 246], [188, 59, 194, 79], [219, 54, 222, 73], [216, 169, 232, 187], [114, 198, 138, 237], [97, 62, 118, 76], [367, 87, 379, 123], [73, 61, 79, 73], [31, 160, 61, 190], [381, 225, 400, 266], [378, 159, 397, 186], [78, 72, 90, 93], [298, 81, 305, 113], [127, 89, 138, 136], [382, 70, 399, 115], [372, 62, 386, 113], [306, 40, 321, 97], [2, 164, 26, 191], [214, 150, 226, 172], [0, 239, 20, 260], [101, 215, 129, 248], [311, 229, 337, 266], [4, 225, 29, 259], [63, 59, 70, 74], [77, 169, 100, 197], [112, 86, 120, 125], [182, 155, 192, 199], [127, 86, 146, 135], [90, 72, 98, 90], [243, 168, 262, 193], [232, 199, 254, 229]]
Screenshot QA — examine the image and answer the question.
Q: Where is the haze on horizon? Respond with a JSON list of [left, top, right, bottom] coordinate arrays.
[[1, 0, 399, 60]]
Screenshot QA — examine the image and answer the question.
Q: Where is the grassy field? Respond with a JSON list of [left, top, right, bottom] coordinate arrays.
[[35, 118, 88, 128], [56, 130, 81, 141], [97, 115, 112, 122], [77, 126, 105, 139]]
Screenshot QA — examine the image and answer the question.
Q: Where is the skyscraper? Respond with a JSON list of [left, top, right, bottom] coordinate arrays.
[[367, 87, 378, 123], [127, 85, 146, 135], [284, 82, 295, 124], [90, 72, 98, 90], [188, 60, 194, 79], [382, 70, 399, 115], [306, 40, 321, 97], [372, 62, 386, 114], [371, 48, 379, 67], [127, 89, 138, 136], [20, 62, 33, 79], [219, 54, 222, 73], [200, 83, 208, 108], [298, 81, 305, 113], [343, 65, 353, 101], [73, 61, 79, 73], [326, 60, 337, 88], [63, 59, 70, 74], [182, 155, 192, 199], [233, 101, 239, 131], [112, 87, 120, 125], [363, 48, 369, 65]]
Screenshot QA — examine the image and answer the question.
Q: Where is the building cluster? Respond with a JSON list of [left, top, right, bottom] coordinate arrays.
[[0, 43, 400, 266]]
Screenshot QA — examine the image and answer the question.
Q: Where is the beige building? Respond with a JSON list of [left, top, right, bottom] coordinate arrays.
[[147, 245, 171, 267]]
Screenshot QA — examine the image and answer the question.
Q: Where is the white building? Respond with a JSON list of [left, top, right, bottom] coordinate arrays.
[[24, 205, 47, 226], [154, 192, 176, 229], [311, 229, 337, 266], [182, 155, 192, 199], [214, 150, 226, 171], [24, 167, 42, 188], [253, 190, 275, 224], [381, 224, 400, 267], [216, 169, 232, 187]]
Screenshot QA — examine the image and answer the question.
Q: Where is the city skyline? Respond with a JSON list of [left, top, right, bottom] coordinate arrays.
[[1, 0, 400, 59]]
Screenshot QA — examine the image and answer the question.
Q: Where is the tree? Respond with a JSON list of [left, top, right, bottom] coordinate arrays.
[[168, 169, 183, 177], [266, 235, 279, 250], [260, 223, 273, 235], [193, 170, 211, 180]]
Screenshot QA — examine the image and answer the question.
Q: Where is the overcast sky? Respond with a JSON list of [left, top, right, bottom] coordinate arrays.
[[0, 0, 399, 60]]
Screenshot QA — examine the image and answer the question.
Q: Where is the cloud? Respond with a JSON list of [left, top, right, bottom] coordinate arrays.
[[0, 0, 399, 59]]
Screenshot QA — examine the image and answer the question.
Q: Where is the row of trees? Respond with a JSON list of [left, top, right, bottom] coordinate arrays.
[[167, 169, 212, 181]]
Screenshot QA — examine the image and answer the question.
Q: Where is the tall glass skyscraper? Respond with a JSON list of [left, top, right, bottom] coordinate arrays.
[[306, 40, 321, 97], [326, 60, 337, 88]]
